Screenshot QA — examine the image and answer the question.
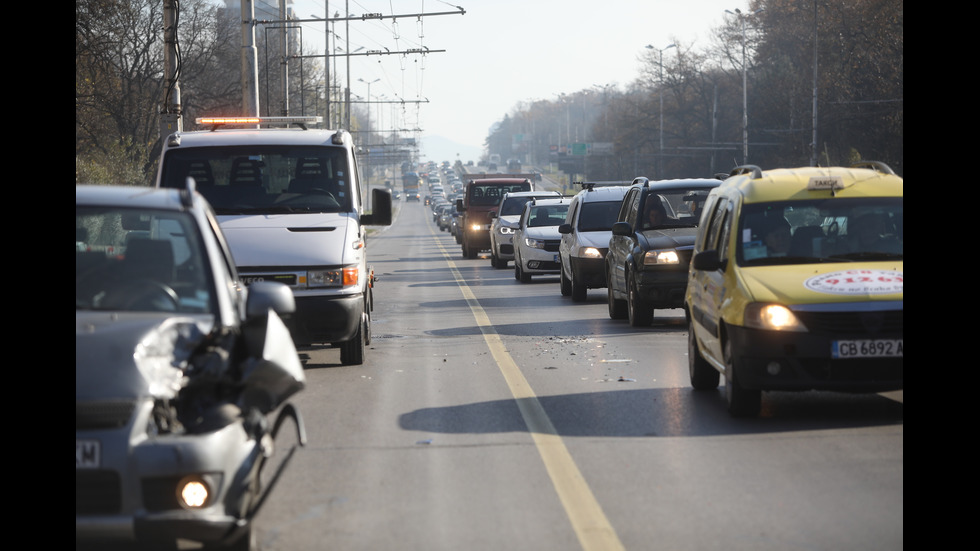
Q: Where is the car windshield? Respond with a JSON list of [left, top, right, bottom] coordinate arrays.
[[76, 206, 216, 314], [578, 200, 623, 232], [160, 145, 352, 214], [500, 197, 535, 216], [737, 197, 903, 266], [641, 187, 711, 230], [527, 204, 570, 227]]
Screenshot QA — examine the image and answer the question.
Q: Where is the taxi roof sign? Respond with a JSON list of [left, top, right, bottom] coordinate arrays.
[[807, 175, 845, 191]]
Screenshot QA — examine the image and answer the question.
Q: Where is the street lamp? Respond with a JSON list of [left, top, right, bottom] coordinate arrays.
[[647, 43, 675, 178], [726, 7, 763, 165]]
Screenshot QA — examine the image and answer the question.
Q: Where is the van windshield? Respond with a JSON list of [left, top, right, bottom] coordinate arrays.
[[469, 183, 531, 206], [160, 146, 352, 214]]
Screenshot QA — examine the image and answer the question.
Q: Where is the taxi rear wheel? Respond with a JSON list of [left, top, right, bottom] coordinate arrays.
[[724, 338, 761, 417], [688, 325, 720, 390]]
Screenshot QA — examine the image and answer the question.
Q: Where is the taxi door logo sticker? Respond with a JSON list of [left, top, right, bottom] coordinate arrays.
[[804, 269, 903, 295]]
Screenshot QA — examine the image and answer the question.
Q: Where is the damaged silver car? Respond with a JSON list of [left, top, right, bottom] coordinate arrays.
[[76, 183, 306, 550]]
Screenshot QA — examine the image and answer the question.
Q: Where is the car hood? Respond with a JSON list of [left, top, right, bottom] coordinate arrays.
[[640, 227, 698, 248], [76, 312, 214, 402], [739, 262, 904, 305], [523, 226, 563, 239], [217, 213, 357, 266], [575, 230, 613, 249]]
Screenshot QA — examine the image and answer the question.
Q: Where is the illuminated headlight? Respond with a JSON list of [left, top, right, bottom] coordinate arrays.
[[177, 476, 211, 509], [525, 237, 546, 249], [470, 223, 483, 231], [642, 250, 679, 265], [308, 266, 358, 287], [578, 247, 602, 259], [499, 226, 515, 235], [744, 303, 807, 332]]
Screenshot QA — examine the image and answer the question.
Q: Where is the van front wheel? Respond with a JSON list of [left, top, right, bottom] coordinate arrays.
[[340, 312, 368, 366]]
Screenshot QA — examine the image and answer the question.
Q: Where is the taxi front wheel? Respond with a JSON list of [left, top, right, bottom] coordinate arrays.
[[724, 338, 761, 417]]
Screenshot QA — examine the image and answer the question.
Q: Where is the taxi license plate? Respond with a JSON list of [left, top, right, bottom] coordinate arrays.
[[76, 439, 100, 469], [832, 339, 903, 359]]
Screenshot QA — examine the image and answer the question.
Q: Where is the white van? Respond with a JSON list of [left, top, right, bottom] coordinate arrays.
[[156, 116, 391, 364]]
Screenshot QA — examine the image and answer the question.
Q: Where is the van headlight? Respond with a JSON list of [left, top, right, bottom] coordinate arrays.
[[744, 303, 806, 332], [308, 266, 358, 287]]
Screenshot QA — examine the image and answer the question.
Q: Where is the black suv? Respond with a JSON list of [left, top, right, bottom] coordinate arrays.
[[606, 177, 719, 326]]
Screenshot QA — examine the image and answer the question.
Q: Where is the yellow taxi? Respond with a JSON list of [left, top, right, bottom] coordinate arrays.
[[685, 162, 903, 416]]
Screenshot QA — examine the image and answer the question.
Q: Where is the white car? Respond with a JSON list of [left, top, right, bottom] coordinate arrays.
[[558, 184, 630, 301], [513, 197, 572, 282], [489, 190, 561, 268]]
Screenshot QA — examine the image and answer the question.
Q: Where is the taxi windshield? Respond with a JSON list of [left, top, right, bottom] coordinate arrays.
[[76, 206, 216, 314], [160, 146, 352, 214], [737, 197, 903, 266]]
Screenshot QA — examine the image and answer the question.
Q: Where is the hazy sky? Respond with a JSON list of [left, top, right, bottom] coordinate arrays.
[[283, 0, 747, 161]]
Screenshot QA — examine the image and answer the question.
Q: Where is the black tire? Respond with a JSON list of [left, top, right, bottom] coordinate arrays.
[[560, 265, 572, 296], [340, 313, 367, 365], [570, 271, 587, 302], [515, 261, 531, 283], [466, 242, 478, 259], [688, 325, 720, 390], [627, 273, 653, 326], [724, 338, 761, 417], [607, 281, 627, 319]]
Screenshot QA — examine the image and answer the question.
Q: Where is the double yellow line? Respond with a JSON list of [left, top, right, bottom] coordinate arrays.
[[431, 227, 624, 551]]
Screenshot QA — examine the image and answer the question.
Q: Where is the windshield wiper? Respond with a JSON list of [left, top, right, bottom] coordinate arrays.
[[829, 252, 903, 261]]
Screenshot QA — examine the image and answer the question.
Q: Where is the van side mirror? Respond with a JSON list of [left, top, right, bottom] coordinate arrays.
[[456, 198, 465, 211], [361, 188, 392, 226]]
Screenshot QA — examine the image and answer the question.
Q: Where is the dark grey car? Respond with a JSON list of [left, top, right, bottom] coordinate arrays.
[[606, 178, 719, 326]]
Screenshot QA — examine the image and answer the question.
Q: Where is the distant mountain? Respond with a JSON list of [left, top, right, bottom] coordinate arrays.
[[420, 135, 483, 165]]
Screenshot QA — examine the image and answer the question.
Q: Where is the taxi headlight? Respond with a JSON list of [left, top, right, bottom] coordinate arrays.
[[308, 267, 358, 287], [642, 250, 679, 266], [744, 303, 807, 332], [177, 475, 212, 509], [578, 247, 602, 259]]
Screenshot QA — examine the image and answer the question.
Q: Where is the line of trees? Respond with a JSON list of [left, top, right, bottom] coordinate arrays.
[[76, 0, 334, 186], [486, 0, 903, 179]]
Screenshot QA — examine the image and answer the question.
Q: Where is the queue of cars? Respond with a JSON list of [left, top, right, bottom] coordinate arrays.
[[447, 163, 903, 417]]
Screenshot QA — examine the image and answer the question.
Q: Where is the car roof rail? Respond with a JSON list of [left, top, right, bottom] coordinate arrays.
[[179, 177, 197, 208], [850, 160, 896, 175], [714, 172, 730, 180], [574, 181, 632, 190], [631, 177, 650, 187], [729, 165, 763, 179]]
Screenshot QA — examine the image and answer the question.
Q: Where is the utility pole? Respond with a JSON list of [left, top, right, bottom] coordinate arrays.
[[160, 0, 182, 142], [241, 0, 259, 117]]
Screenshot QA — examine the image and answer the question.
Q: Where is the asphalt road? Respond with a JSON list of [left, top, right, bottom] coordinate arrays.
[[252, 199, 903, 551]]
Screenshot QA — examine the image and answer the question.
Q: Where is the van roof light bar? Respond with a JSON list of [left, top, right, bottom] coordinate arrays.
[[195, 116, 323, 131]]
